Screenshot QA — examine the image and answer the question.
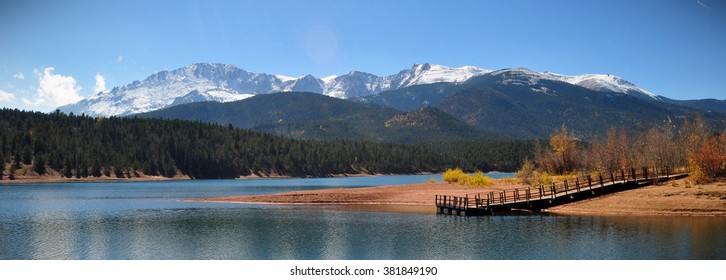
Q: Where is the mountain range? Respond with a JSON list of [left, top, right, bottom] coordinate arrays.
[[59, 62, 725, 141], [58, 62, 687, 117], [59, 63, 491, 116]]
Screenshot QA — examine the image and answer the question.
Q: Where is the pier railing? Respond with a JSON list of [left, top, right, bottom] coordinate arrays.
[[435, 166, 686, 212]]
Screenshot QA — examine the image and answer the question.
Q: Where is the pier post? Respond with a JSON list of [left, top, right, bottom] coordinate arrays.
[[564, 180, 569, 195], [551, 182, 556, 199], [576, 178, 580, 192], [599, 175, 604, 187], [539, 185, 544, 199], [588, 175, 592, 190], [644, 167, 648, 180], [526, 187, 531, 202]]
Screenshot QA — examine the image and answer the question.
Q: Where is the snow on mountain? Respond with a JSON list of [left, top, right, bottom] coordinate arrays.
[[59, 63, 492, 116], [58, 62, 658, 116], [170, 88, 253, 107], [283, 74, 325, 93], [542, 72, 659, 101], [390, 63, 492, 87], [59, 63, 293, 116], [323, 63, 491, 99], [490, 68, 557, 95]]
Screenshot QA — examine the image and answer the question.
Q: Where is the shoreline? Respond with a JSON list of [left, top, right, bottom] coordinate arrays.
[[0, 172, 193, 184], [193, 178, 726, 217], [0, 171, 443, 184]]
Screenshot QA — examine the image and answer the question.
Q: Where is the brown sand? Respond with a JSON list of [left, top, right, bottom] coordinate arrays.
[[194, 182, 523, 205], [195, 178, 726, 217], [548, 178, 726, 216]]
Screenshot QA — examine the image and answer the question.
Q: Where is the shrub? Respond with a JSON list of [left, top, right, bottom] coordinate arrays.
[[531, 171, 554, 187], [516, 159, 536, 186], [443, 168, 494, 188], [443, 168, 467, 184], [465, 171, 494, 188], [689, 159, 706, 184]]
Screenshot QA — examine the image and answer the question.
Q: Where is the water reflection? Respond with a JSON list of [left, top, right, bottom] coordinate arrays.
[[1, 178, 724, 260], [2, 207, 725, 259]]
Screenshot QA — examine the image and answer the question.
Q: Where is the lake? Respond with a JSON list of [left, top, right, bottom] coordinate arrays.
[[1, 174, 724, 259]]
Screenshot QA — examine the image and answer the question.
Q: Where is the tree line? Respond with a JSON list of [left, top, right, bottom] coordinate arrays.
[[0, 108, 536, 180], [522, 118, 726, 184]]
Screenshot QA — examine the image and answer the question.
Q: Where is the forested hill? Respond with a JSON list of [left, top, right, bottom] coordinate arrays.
[[0, 109, 459, 179], [137, 92, 498, 144]]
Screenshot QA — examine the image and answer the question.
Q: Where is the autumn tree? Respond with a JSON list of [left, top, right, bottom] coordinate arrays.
[[536, 125, 582, 174]]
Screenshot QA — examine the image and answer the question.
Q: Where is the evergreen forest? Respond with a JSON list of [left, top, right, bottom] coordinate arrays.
[[0, 109, 534, 180]]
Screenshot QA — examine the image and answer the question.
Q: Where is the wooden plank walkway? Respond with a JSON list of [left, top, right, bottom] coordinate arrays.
[[435, 167, 688, 216]]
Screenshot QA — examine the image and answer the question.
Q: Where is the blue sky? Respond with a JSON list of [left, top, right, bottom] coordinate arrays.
[[1, 0, 724, 112]]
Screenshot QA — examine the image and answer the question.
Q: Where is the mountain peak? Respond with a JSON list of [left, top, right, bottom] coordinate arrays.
[[542, 72, 659, 100], [412, 63, 432, 71], [58, 62, 659, 116]]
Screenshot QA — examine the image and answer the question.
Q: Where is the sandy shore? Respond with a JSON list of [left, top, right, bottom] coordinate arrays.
[[193, 182, 511, 205], [195, 178, 726, 217], [548, 178, 726, 216]]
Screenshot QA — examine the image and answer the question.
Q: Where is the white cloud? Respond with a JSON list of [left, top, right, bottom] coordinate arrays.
[[117, 55, 124, 63], [0, 90, 16, 102], [94, 73, 106, 93], [697, 0, 711, 9], [27, 67, 84, 107], [13, 72, 25, 80]]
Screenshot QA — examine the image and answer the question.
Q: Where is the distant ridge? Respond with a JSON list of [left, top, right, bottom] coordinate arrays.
[[58, 62, 673, 117]]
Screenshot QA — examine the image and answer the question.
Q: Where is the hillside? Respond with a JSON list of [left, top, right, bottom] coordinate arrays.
[[0, 108, 463, 180], [357, 69, 725, 139], [138, 92, 496, 144]]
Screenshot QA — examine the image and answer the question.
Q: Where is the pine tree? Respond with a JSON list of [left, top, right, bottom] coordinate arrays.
[[12, 151, 21, 169], [33, 155, 46, 175], [91, 159, 102, 177], [22, 146, 33, 165], [63, 158, 73, 178], [80, 160, 89, 178], [114, 167, 125, 178], [8, 163, 16, 180]]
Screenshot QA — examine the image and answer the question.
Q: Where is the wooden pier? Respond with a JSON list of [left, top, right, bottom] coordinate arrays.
[[435, 167, 688, 216]]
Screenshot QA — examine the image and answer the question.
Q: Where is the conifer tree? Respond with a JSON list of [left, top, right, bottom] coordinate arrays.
[[92, 159, 102, 177], [33, 155, 46, 175], [63, 158, 73, 178], [8, 163, 16, 180]]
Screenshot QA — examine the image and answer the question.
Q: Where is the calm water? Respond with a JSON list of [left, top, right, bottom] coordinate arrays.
[[1, 174, 724, 260]]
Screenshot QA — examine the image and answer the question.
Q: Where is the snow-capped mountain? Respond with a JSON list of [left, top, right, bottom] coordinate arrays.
[[58, 62, 658, 116], [170, 88, 253, 107], [59, 63, 491, 116], [60, 63, 291, 116], [323, 63, 491, 99], [542, 72, 659, 101]]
